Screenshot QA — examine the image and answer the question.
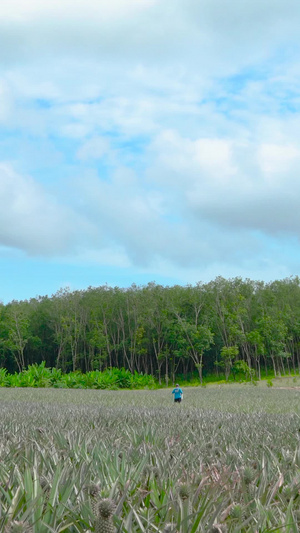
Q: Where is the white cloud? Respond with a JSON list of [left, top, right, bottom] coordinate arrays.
[[77, 137, 111, 160], [146, 128, 300, 244], [152, 130, 236, 180], [0, 163, 84, 255], [0, 0, 157, 22], [71, 168, 169, 265], [258, 143, 300, 176], [0, 80, 13, 122], [0, 0, 299, 78]]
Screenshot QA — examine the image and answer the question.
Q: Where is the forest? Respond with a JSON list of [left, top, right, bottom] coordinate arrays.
[[1, 276, 300, 383]]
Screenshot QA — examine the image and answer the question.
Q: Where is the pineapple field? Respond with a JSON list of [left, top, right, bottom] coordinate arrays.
[[1, 383, 300, 532]]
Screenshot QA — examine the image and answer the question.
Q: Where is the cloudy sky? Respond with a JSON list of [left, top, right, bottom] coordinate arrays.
[[1, 0, 300, 302]]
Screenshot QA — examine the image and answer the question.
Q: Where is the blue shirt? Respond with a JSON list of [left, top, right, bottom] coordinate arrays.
[[172, 387, 183, 399]]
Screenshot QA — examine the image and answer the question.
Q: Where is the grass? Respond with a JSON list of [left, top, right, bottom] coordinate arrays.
[[1, 383, 300, 531]]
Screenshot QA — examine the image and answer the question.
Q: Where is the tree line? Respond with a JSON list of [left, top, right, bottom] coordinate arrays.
[[1, 276, 300, 383]]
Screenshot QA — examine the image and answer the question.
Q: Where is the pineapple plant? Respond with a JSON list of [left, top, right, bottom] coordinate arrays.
[[94, 498, 116, 533]]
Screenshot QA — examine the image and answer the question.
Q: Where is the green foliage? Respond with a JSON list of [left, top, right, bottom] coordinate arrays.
[[0, 367, 9, 386], [217, 345, 239, 380], [0, 363, 156, 390], [233, 359, 256, 381]]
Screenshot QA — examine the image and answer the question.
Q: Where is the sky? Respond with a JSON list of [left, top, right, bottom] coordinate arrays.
[[1, 0, 300, 303]]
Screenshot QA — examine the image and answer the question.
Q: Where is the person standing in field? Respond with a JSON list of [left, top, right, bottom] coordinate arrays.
[[172, 383, 183, 403]]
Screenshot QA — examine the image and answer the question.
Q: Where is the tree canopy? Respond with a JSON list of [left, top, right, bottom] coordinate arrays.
[[1, 276, 300, 382]]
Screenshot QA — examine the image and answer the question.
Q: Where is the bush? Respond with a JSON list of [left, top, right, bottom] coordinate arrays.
[[0, 364, 157, 390], [0, 368, 9, 387]]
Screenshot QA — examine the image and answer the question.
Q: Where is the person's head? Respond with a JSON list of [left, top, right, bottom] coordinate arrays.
[[176, 384, 179, 387]]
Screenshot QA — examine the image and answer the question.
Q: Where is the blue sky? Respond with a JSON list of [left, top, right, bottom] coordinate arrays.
[[1, 0, 300, 303]]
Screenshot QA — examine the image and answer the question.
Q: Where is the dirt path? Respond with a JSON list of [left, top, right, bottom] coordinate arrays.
[[275, 386, 300, 390]]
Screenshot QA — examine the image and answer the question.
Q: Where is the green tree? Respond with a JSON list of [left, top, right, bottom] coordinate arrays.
[[219, 345, 239, 381], [178, 320, 214, 383], [5, 302, 31, 371]]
